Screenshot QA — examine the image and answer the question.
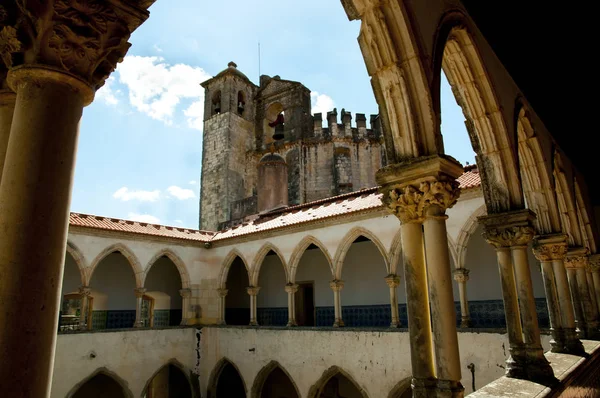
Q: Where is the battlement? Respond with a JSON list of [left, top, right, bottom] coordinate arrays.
[[312, 108, 382, 141]]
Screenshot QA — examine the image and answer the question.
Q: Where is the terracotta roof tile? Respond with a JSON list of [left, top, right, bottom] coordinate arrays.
[[457, 168, 481, 189]]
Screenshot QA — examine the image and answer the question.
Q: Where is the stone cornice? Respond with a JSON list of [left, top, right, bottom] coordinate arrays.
[[68, 225, 207, 248]]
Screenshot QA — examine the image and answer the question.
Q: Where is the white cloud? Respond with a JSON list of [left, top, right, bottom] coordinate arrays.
[[113, 187, 160, 202], [153, 44, 163, 53], [115, 55, 211, 127], [96, 76, 119, 106], [167, 185, 196, 200], [188, 180, 197, 185], [127, 212, 161, 224], [174, 219, 183, 224], [184, 100, 204, 131], [310, 91, 335, 115]]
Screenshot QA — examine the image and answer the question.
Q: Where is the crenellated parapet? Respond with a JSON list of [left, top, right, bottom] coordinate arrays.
[[312, 108, 382, 141]]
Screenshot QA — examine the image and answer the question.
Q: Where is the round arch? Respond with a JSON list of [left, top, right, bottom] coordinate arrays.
[[89, 243, 144, 288], [250, 360, 300, 398], [251, 242, 289, 286], [218, 249, 251, 289], [66, 240, 87, 286], [65, 367, 134, 398], [141, 358, 195, 398], [455, 204, 487, 269], [307, 366, 369, 398], [288, 235, 334, 282], [333, 227, 390, 279], [143, 248, 190, 289], [206, 357, 247, 398], [388, 378, 412, 398]]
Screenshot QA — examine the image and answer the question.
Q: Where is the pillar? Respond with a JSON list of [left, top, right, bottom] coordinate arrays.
[[247, 286, 260, 326], [533, 234, 584, 355], [566, 248, 600, 339], [590, 255, 600, 321], [179, 288, 192, 325], [330, 280, 345, 327], [479, 210, 554, 382], [217, 288, 228, 325], [586, 267, 599, 319], [0, 89, 16, 178], [78, 286, 92, 331], [385, 274, 401, 327], [134, 288, 147, 327], [377, 155, 464, 397], [453, 269, 471, 328], [285, 283, 298, 327]]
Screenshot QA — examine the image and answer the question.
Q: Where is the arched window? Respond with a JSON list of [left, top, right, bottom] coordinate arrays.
[[212, 91, 222, 116], [237, 91, 246, 116]]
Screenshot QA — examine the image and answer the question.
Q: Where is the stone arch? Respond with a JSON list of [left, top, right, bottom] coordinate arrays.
[[143, 248, 190, 289], [575, 179, 597, 253], [89, 243, 143, 288], [554, 152, 582, 246], [66, 240, 87, 286], [435, 13, 523, 214], [141, 358, 195, 398], [251, 242, 289, 286], [206, 357, 247, 398], [218, 249, 251, 289], [65, 367, 134, 398], [333, 227, 389, 279], [250, 360, 300, 398], [388, 228, 402, 275], [455, 204, 487, 269], [388, 378, 412, 398], [288, 235, 334, 282], [516, 105, 561, 234], [307, 366, 369, 398]]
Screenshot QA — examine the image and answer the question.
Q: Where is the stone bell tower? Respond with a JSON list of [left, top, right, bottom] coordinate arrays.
[[199, 62, 258, 231]]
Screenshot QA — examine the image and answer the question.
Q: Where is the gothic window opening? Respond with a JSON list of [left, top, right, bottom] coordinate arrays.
[[212, 91, 222, 115], [237, 91, 246, 116]]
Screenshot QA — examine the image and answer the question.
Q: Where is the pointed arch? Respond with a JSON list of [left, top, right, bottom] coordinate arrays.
[[218, 249, 250, 289], [333, 227, 390, 279], [516, 105, 561, 234], [288, 235, 334, 282], [250, 242, 289, 286], [66, 240, 87, 286], [435, 13, 523, 214], [388, 228, 403, 276], [250, 360, 300, 398], [88, 243, 143, 288], [554, 152, 582, 246], [141, 358, 195, 398], [207, 357, 247, 398], [575, 179, 597, 253], [307, 366, 369, 398], [388, 378, 412, 398], [455, 204, 487, 269], [65, 367, 134, 398], [143, 248, 190, 289]]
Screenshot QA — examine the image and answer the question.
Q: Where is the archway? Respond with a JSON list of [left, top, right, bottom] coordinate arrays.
[[251, 361, 300, 398], [59, 251, 85, 331], [208, 359, 246, 398], [67, 369, 133, 398], [225, 256, 250, 325], [256, 249, 288, 326], [143, 363, 192, 398], [388, 378, 412, 398], [144, 256, 184, 327], [308, 367, 368, 398]]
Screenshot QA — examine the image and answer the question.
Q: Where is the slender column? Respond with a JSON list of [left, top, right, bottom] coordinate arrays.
[[179, 288, 192, 326], [480, 210, 553, 382], [453, 269, 471, 328], [0, 89, 16, 178], [134, 288, 147, 327], [247, 286, 260, 326], [385, 274, 401, 327], [586, 268, 599, 319], [566, 249, 600, 339], [590, 255, 600, 321], [285, 283, 299, 327], [78, 286, 92, 331], [217, 288, 228, 325], [330, 280, 345, 327], [565, 262, 586, 337]]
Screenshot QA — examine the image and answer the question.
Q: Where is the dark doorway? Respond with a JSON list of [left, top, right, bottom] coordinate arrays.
[[72, 373, 127, 398], [295, 281, 315, 326], [260, 367, 299, 398], [225, 257, 250, 325], [216, 362, 246, 398], [145, 364, 192, 398]]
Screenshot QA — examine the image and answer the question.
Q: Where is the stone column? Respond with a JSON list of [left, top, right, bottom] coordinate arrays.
[[217, 288, 228, 325], [589, 255, 600, 321], [586, 268, 599, 319], [453, 269, 472, 328], [285, 283, 299, 327], [179, 288, 192, 326], [0, 89, 16, 178], [134, 288, 147, 327], [330, 280, 345, 327], [377, 155, 464, 397], [479, 210, 554, 382], [566, 248, 600, 339], [247, 286, 261, 326], [0, 3, 151, 396], [385, 274, 401, 327], [78, 286, 92, 331]]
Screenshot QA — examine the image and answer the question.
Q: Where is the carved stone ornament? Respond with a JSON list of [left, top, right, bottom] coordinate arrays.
[[483, 225, 535, 248], [329, 279, 345, 292], [246, 286, 261, 296], [134, 288, 146, 298], [284, 283, 299, 294], [179, 288, 191, 298], [589, 255, 600, 273], [532, 240, 568, 262], [384, 274, 401, 288], [0, 0, 151, 89], [453, 268, 470, 283], [216, 288, 229, 298], [78, 286, 92, 296]]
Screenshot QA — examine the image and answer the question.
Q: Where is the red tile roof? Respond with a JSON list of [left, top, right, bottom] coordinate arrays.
[[68, 169, 481, 242]]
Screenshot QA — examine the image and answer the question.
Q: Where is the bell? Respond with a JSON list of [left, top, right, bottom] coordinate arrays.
[[273, 124, 284, 141]]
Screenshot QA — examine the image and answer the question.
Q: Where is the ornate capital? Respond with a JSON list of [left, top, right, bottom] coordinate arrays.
[[479, 209, 536, 248], [134, 288, 146, 298], [384, 274, 401, 288], [453, 268, 470, 283], [329, 279, 345, 292], [285, 283, 299, 294], [246, 286, 260, 296], [532, 234, 569, 262], [565, 247, 590, 269], [179, 288, 191, 298], [78, 286, 91, 296], [590, 254, 600, 273], [217, 288, 228, 298], [0, 1, 151, 90]]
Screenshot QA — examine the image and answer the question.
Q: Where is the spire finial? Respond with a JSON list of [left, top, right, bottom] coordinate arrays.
[[228, 61, 237, 68]]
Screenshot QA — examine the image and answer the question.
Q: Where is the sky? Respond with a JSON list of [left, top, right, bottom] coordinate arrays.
[[71, 0, 475, 230]]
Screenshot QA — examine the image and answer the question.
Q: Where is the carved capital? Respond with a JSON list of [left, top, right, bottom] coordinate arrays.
[[329, 279, 345, 292], [1, 0, 151, 90], [246, 286, 260, 296], [285, 283, 299, 294], [589, 254, 600, 273], [78, 286, 91, 296], [479, 209, 536, 249], [532, 234, 569, 262], [565, 247, 590, 269], [134, 288, 146, 298], [217, 288, 228, 298], [384, 274, 401, 288], [453, 268, 470, 283], [179, 288, 191, 298]]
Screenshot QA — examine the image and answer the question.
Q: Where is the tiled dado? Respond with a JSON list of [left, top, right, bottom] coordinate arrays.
[[91, 310, 135, 329], [257, 307, 288, 326]]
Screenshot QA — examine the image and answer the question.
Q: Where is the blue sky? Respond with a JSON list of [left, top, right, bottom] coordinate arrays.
[[71, 0, 475, 229]]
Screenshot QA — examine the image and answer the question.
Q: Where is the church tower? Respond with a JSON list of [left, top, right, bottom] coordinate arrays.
[[199, 62, 257, 230]]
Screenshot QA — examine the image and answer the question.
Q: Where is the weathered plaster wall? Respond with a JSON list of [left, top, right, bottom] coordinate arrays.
[[51, 328, 197, 398]]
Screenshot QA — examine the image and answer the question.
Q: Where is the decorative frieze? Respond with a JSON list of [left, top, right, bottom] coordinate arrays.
[[478, 209, 536, 248], [532, 234, 568, 262]]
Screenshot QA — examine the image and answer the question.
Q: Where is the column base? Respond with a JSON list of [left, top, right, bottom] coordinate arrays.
[[411, 377, 437, 398], [506, 346, 555, 383], [286, 320, 297, 327], [435, 379, 464, 398], [563, 328, 586, 356], [249, 320, 258, 326], [333, 318, 345, 328], [459, 317, 472, 328], [134, 321, 144, 328], [389, 321, 401, 328], [549, 327, 566, 353], [217, 320, 226, 326]]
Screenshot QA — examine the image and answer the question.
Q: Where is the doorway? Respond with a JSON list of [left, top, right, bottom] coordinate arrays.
[[295, 281, 315, 326]]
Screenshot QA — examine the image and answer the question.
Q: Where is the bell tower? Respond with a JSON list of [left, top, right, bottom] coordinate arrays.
[[199, 62, 258, 230]]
